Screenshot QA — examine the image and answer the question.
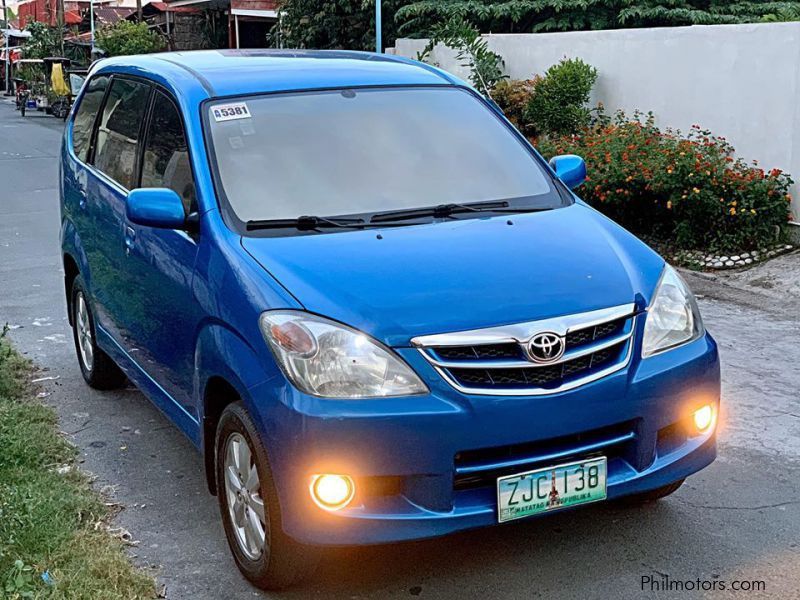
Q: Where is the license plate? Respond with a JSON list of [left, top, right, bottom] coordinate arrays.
[[497, 457, 607, 523]]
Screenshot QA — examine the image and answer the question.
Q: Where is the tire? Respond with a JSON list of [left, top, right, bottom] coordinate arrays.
[[70, 275, 127, 390], [618, 479, 685, 505], [51, 99, 69, 120], [215, 402, 319, 590]]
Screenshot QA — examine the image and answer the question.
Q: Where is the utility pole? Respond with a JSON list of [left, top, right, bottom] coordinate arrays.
[[89, 0, 94, 56], [2, 0, 10, 94], [55, 0, 65, 55], [136, 0, 142, 23], [375, 0, 381, 53]]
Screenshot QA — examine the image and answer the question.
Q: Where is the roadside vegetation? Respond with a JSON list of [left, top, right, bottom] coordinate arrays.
[[271, 0, 800, 51], [488, 57, 795, 253], [0, 328, 155, 599], [95, 21, 166, 57], [536, 112, 793, 253]]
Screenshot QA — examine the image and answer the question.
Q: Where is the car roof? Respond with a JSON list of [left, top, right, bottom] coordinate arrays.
[[93, 49, 462, 100]]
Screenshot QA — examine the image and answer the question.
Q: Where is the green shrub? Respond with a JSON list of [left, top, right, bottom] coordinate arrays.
[[536, 111, 794, 252], [526, 58, 597, 136], [96, 21, 165, 57]]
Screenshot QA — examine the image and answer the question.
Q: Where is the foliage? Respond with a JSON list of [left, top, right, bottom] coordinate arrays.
[[417, 16, 506, 96], [536, 111, 794, 252], [0, 333, 155, 599], [395, 1, 800, 36], [275, 0, 414, 51], [95, 20, 165, 57], [492, 78, 537, 133], [761, 5, 800, 21], [22, 21, 59, 60], [525, 58, 597, 136]]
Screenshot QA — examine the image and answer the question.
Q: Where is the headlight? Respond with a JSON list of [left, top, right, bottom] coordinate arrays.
[[642, 265, 704, 358], [259, 311, 428, 399]]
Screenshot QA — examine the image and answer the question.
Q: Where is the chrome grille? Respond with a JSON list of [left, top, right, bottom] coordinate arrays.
[[411, 304, 637, 396]]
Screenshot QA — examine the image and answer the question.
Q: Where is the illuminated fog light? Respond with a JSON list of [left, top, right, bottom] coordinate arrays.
[[693, 404, 715, 433], [310, 474, 355, 511]]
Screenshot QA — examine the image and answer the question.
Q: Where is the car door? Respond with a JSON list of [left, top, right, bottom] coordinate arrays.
[[85, 76, 152, 347], [64, 73, 110, 311], [121, 89, 202, 417]]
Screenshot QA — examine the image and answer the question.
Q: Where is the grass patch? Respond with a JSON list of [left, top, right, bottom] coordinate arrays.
[[0, 328, 155, 599]]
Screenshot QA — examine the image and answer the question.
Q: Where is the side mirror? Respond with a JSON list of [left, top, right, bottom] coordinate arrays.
[[126, 188, 186, 230], [549, 154, 587, 190]]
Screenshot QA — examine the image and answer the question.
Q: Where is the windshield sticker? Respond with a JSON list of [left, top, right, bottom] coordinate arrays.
[[212, 102, 251, 122]]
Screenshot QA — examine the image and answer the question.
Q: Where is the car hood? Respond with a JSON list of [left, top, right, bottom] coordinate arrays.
[[241, 203, 665, 347]]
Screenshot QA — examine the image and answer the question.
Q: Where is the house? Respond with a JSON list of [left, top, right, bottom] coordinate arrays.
[[137, 2, 208, 51], [15, 0, 82, 28], [167, 0, 277, 48]]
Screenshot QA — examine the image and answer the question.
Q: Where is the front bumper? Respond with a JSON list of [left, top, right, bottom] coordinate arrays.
[[247, 332, 720, 546]]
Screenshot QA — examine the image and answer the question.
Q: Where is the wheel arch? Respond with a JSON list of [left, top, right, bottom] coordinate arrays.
[[195, 322, 277, 495], [202, 375, 243, 495], [63, 252, 80, 326]]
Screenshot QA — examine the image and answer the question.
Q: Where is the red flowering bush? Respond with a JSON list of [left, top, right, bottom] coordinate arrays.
[[536, 111, 794, 252], [492, 78, 538, 135]]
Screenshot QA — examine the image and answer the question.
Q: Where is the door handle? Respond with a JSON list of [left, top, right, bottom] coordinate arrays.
[[124, 226, 136, 256]]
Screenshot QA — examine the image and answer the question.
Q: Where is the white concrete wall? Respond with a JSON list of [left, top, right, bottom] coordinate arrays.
[[393, 23, 800, 221]]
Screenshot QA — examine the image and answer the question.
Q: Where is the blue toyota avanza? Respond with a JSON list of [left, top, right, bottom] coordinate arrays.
[[60, 50, 720, 589]]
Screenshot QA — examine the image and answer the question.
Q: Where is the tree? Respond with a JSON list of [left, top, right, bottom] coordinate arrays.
[[22, 21, 60, 59], [395, 1, 800, 37], [95, 21, 165, 56], [275, 0, 415, 51], [418, 17, 506, 96]]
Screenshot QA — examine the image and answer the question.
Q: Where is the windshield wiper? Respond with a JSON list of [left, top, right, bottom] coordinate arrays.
[[246, 215, 416, 232], [246, 215, 366, 231], [370, 200, 510, 223], [485, 206, 556, 215], [244, 199, 556, 232]]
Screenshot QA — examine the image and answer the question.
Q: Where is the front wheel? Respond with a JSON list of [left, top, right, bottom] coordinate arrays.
[[51, 98, 69, 120], [215, 402, 319, 590]]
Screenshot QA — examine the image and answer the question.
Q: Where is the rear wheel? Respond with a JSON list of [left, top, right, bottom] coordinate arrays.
[[70, 275, 126, 390], [619, 479, 684, 505], [216, 402, 319, 590]]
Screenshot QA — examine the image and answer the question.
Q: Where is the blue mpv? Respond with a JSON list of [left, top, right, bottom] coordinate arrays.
[[60, 50, 720, 590]]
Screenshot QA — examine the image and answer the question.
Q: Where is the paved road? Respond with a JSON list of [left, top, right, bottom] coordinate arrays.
[[1, 100, 799, 600]]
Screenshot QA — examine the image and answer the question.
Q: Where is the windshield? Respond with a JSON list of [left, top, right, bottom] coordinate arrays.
[[206, 86, 565, 229]]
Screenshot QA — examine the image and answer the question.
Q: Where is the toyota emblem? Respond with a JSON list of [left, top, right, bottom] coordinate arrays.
[[528, 332, 566, 364]]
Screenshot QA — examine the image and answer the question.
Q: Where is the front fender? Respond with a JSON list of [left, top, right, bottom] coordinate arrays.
[[194, 321, 285, 492]]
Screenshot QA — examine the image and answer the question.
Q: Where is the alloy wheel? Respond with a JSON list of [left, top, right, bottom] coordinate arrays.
[[223, 432, 268, 560], [75, 292, 94, 372]]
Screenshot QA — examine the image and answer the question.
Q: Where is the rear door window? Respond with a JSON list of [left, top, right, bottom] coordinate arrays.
[[93, 78, 151, 189], [140, 91, 196, 214], [71, 75, 109, 163]]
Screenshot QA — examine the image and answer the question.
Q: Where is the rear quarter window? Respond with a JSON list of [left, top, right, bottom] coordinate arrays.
[[93, 78, 151, 189], [71, 75, 109, 163]]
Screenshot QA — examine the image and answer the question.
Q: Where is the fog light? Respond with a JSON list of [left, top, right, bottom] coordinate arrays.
[[693, 404, 715, 433], [310, 474, 355, 511]]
